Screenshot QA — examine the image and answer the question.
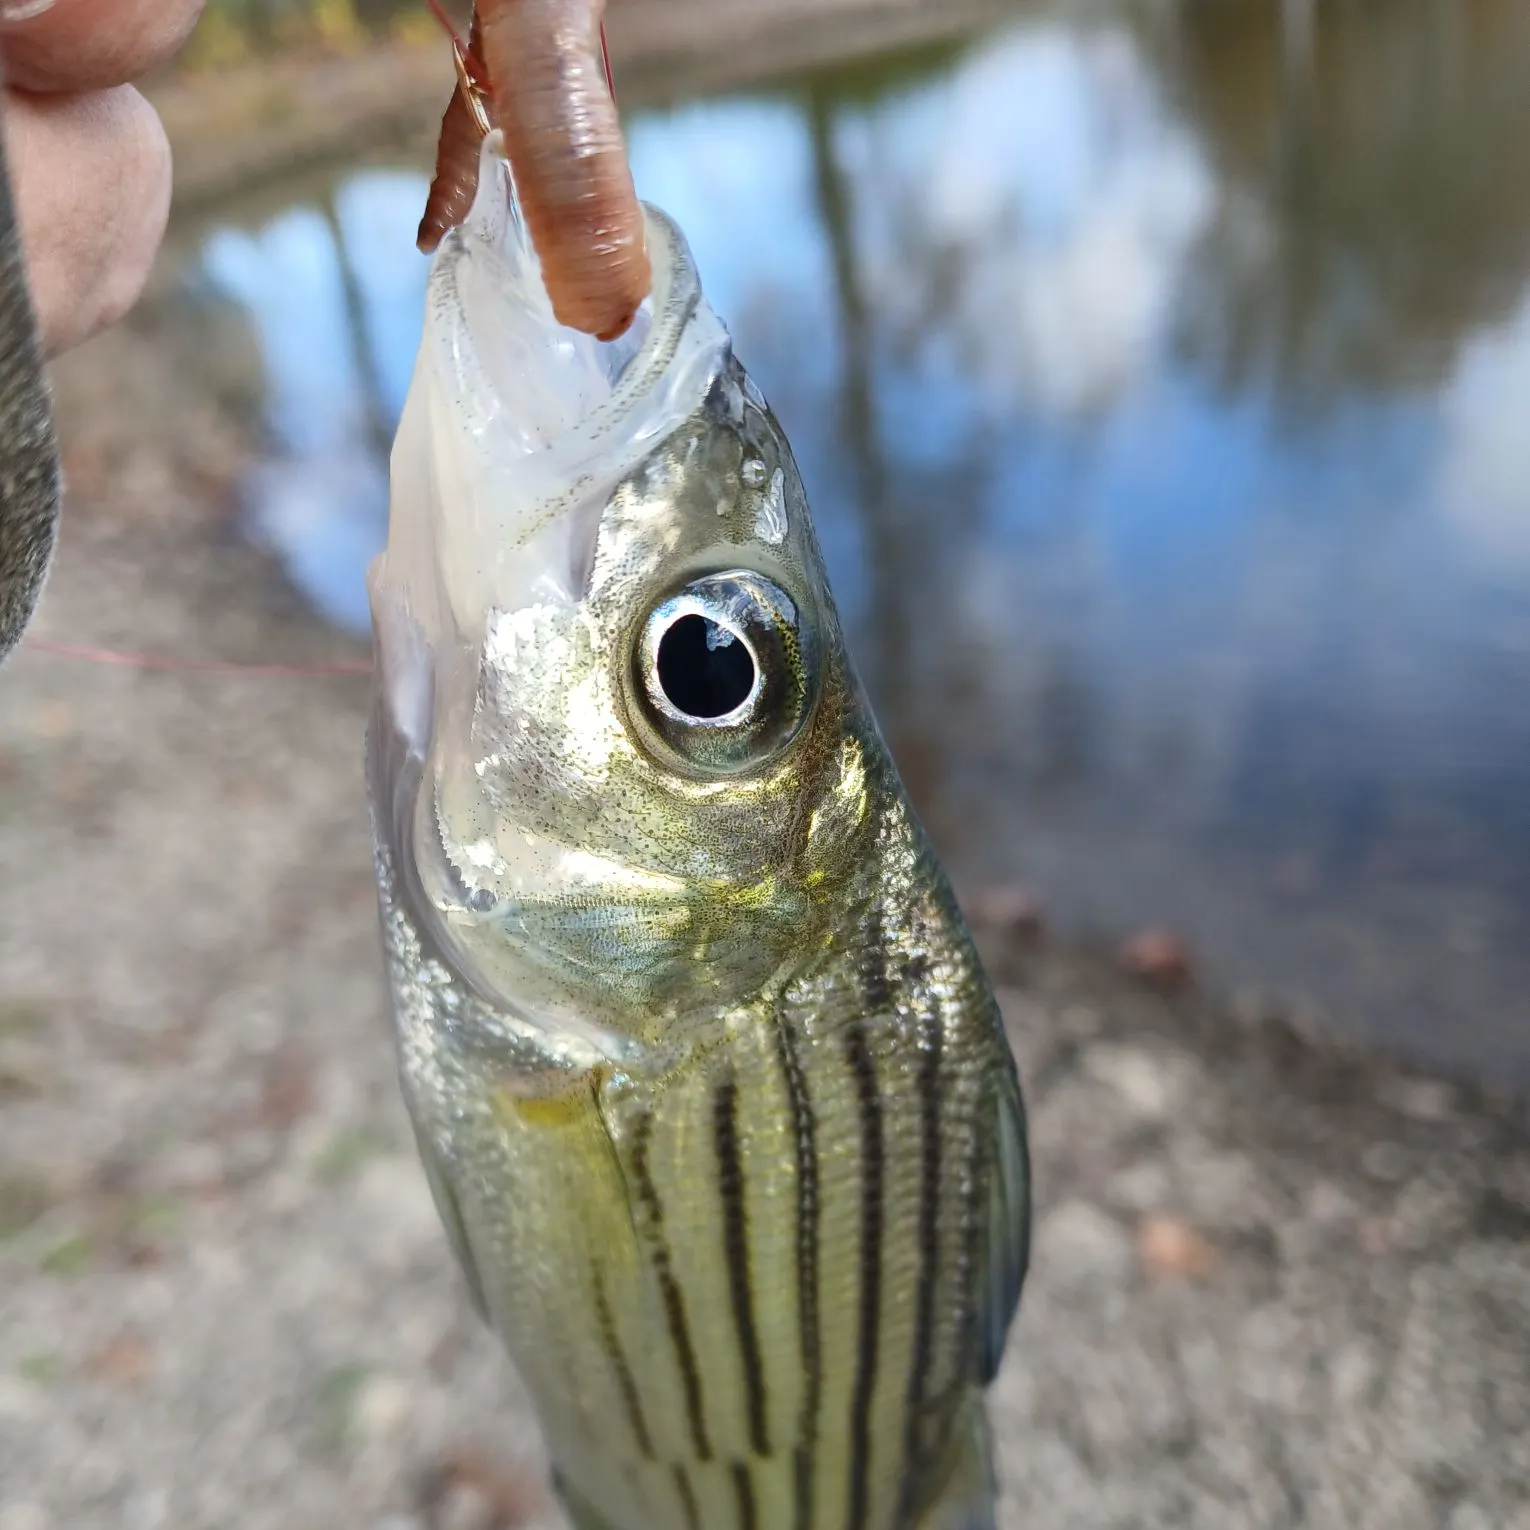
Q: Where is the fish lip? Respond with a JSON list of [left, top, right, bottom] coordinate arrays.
[[421, 167, 717, 525], [366, 157, 735, 765], [382, 156, 734, 658]]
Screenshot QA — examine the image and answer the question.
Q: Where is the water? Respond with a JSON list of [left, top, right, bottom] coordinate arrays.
[[182, 1, 1530, 1077]]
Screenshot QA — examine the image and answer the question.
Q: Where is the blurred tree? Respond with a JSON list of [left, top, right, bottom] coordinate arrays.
[[188, 0, 380, 64], [312, 0, 367, 50]]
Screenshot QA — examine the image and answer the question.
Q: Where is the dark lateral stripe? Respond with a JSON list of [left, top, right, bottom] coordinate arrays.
[[590, 1260, 654, 1459], [957, 1107, 986, 1371], [921, 1110, 990, 1483], [859, 933, 892, 1013], [774, 1004, 821, 1530], [793, 1445, 815, 1530], [844, 1022, 884, 1530], [715, 1077, 772, 1457], [631, 1110, 713, 1462], [920, 1090, 987, 1454], [672, 1463, 701, 1530], [900, 1006, 945, 1514], [732, 1459, 759, 1530]]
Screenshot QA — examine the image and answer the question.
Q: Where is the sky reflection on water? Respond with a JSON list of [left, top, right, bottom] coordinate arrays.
[[195, 10, 1530, 1075]]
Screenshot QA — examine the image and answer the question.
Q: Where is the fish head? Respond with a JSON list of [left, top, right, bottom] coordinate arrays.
[[369, 140, 878, 1056]]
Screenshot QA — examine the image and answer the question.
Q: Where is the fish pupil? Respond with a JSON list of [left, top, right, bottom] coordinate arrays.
[[657, 615, 756, 719]]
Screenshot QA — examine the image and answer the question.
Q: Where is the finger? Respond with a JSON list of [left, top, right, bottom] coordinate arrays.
[[2, 83, 170, 356], [0, 0, 207, 94]]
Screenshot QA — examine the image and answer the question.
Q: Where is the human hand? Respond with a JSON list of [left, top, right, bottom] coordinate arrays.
[[1, 0, 206, 357]]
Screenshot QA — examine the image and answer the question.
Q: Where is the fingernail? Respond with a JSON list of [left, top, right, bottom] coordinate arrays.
[[0, 2, 56, 21]]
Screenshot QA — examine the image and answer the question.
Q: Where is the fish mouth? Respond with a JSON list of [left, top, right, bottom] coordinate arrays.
[[367, 132, 731, 764], [381, 133, 730, 646], [365, 138, 738, 1058]]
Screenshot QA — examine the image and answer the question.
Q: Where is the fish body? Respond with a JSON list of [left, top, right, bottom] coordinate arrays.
[[367, 140, 1028, 1530], [0, 119, 62, 666]]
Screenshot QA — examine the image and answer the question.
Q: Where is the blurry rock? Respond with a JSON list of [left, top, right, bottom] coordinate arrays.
[[1377, 1077, 1456, 1124], [0, 1378, 46, 1424], [1137, 1216, 1217, 1281], [86, 1330, 152, 1388], [1057, 1002, 1104, 1041], [1453, 1506, 1530, 1530], [1118, 928, 1195, 988], [222, 1130, 281, 1186], [994, 987, 1053, 1072], [156, 1141, 226, 1197], [1229, 987, 1276, 1027], [1083, 1044, 1176, 1121], [356, 1373, 414, 1443], [0, 1504, 50, 1530], [1329, 1339, 1379, 1408], [422, 1446, 542, 1530], [1109, 1161, 1172, 1214], [315, 1362, 371, 1452], [1449, 1507, 1495, 1530], [259, 1043, 316, 1130], [1180, 1148, 1264, 1232], [1358, 1217, 1390, 1256], [1386, 1178, 1461, 1253], [58, 443, 110, 503], [436, 1486, 496, 1530], [357, 1155, 442, 1245], [1361, 1141, 1408, 1183], [960, 882, 1045, 937], [28, 700, 74, 741], [0, 1170, 53, 1239], [1305, 1180, 1358, 1227], [1037, 1200, 1134, 1282]]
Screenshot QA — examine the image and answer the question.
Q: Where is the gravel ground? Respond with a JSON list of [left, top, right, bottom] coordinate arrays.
[[2, 346, 1529, 1528]]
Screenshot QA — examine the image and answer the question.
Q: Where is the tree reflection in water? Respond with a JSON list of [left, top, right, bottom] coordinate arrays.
[[185, 3, 1530, 1074], [1156, 0, 1530, 401]]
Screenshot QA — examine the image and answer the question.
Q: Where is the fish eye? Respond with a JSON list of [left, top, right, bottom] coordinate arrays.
[[656, 614, 757, 719], [632, 571, 817, 774]]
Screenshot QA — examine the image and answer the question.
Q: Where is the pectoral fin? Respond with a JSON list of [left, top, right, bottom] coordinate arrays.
[[916, 1407, 999, 1530], [982, 1045, 1031, 1382], [554, 1468, 622, 1530], [410, 1121, 491, 1324]]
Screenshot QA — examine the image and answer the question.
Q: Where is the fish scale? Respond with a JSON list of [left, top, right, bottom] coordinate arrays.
[[367, 135, 1028, 1530]]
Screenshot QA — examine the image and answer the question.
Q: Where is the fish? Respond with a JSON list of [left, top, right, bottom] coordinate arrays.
[[366, 134, 1030, 1530], [0, 116, 63, 667]]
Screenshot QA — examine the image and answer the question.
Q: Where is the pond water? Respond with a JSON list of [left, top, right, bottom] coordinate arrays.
[[178, 0, 1530, 1078]]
